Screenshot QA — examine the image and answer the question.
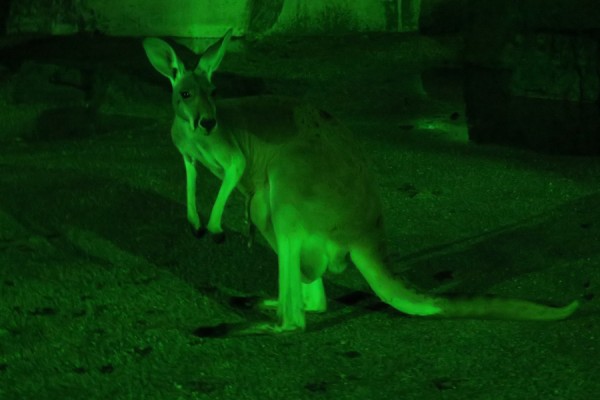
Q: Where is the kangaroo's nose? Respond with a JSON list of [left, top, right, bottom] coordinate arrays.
[[200, 118, 216, 133]]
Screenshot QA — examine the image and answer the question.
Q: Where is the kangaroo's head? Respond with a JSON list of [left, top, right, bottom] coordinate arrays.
[[142, 29, 232, 135]]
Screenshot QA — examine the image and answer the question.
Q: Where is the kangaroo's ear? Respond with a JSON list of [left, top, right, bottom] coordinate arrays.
[[142, 38, 185, 86], [196, 28, 232, 81]]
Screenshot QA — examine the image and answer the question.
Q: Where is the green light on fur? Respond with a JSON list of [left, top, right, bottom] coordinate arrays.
[[142, 29, 579, 333]]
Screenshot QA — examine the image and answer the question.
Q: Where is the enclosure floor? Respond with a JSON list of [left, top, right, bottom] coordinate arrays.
[[0, 33, 598, 400]]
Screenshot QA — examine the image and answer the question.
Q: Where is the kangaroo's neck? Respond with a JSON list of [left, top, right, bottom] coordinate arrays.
[[215, 118, 277, 196], [172, 96, 307, 194]]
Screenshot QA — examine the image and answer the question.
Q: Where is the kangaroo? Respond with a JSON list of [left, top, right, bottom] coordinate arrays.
[[142, 30, 579, 333]]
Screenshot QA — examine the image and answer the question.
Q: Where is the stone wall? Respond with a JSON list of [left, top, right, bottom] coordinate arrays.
[[463, 0, 600, 154]]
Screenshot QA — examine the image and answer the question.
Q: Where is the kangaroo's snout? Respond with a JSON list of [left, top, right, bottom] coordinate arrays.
[[200, 118, 217, 134]]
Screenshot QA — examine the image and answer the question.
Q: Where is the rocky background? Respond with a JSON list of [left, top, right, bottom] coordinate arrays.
[[1, 2, 598, 400], [1, 0, 599, 153]]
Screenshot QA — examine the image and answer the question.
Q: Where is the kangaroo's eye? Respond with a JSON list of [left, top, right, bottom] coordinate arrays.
[[180, 91, 191, 99]]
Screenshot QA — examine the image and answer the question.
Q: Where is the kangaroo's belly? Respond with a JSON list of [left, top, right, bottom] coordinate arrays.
[[250, 185, 350, 282], [300, 236, 350, 281]]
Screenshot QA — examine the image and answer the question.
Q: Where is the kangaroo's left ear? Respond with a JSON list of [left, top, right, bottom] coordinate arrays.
[[196, 28, 233, 81]]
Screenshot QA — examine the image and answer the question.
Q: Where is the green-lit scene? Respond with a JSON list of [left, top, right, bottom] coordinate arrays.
[[0, 0, 598, 399]]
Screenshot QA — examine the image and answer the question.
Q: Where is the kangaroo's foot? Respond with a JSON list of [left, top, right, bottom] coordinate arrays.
[[206, 219, 226, 244], [259, 298, 278, 310], [193, 321, 299, 337], [259, 298, 325, 313], [235, 322, 303, 336]]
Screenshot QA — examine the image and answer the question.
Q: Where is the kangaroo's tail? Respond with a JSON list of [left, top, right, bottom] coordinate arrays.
[[350, 248, 579, 321]]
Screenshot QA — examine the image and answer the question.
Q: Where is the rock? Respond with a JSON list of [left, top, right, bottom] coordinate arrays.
[[465, 67, 600, 155], [505, 33, 599, 103]]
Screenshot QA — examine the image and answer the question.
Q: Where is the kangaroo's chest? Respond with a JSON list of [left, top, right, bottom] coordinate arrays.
[[192, 141, 225, 179], [171, 124, 228, 180]]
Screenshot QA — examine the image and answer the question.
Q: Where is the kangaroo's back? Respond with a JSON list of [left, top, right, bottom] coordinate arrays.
[[217, 95, 385, 250], [216, 96, 300, 144]]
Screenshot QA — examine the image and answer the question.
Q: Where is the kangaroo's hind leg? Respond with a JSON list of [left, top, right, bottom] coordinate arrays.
[[242, 229, 305, 334], [250, 188, 326, 314], [260, 277, 327, 314], [302, 278, 326, 313], [275, 230, 305, 331], [262, 198, 307, 331]]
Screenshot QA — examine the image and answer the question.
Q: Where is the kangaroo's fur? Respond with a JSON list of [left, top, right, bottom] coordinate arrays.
[[142, 30, 579, 333]]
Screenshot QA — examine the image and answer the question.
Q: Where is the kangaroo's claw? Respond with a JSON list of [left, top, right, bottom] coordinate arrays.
[[191, 225, 207, 238]]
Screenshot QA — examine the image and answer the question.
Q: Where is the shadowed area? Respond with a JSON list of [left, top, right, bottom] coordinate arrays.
[[0, 31, 598, 400]]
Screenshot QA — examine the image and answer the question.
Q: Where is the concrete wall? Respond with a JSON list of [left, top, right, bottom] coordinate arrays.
[[6, 0, 422, 37], [86, 0, 248, 37], [6, 0, 249, 36], [463, 0, 600, 155], [270, 0, 420, 34]]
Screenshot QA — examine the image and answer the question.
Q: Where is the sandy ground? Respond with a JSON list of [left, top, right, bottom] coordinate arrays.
[[0, 33, 599, 399]]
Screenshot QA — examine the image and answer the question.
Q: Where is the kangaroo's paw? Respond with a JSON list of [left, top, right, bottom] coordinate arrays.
[[206, 221, 226, 244], [191, 225, 207, 238]]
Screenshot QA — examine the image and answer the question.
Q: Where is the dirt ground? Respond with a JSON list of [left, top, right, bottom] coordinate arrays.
[[0, 33, 599, 399]]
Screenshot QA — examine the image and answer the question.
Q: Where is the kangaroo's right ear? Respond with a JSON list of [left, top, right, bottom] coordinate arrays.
[[142, 38, 185, 86], [196, 28, 233, 81]]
